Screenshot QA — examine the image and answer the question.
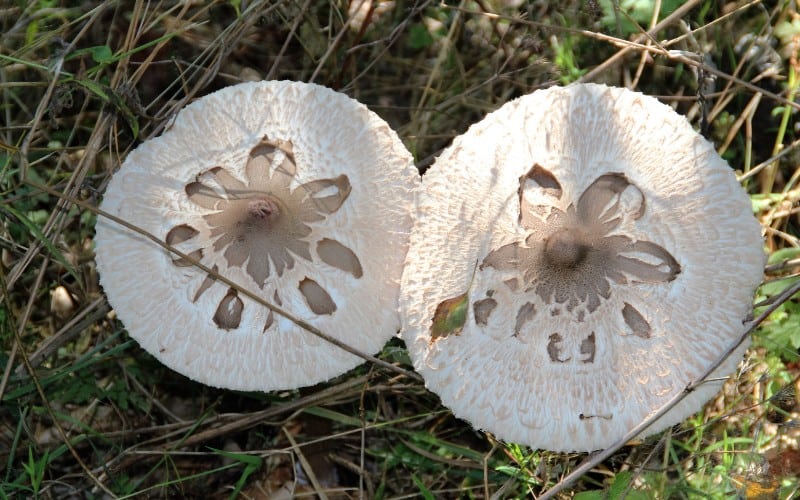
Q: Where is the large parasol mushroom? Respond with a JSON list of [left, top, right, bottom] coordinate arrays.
[[400, 83, 764, 452], [95, 80, 419, 391]]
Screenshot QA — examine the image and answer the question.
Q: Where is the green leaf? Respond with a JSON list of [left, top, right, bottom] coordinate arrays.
[[409, 23, 434, 50], [768, 247, 800, 265], [25, 19, 39, 47], [208, 447, 262, 500], [69, 79, 139, 138], [72, 78, 110, 101], [758, 313, 800, 361], [411, 474, 435, 500], [430, 292, 468, 340], [229, 0, 242, 17], [599, 0, 683, 36], [750, 193, 783, 212], [574, 491, 605, 500], [303, 406, 362, 427], [67, 45, 114, 64], [609, 470, 633, 499], [574, 471, 651, 500], [759, 275, 799, 298], [408, 431, 485, 462], [209, 447, 262, 468], [89, 45, 113, 64], [55, 372, 100, 404]]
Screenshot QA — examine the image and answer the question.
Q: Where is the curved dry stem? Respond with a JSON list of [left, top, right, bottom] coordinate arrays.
[[25, 180, 423, 383]]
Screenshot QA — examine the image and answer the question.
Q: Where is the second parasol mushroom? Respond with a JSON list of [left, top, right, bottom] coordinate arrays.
[[400, 83, 764, 452]]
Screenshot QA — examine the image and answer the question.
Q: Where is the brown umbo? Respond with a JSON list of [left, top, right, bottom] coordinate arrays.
[[482, 167, 680, 325], [165, 137, 353, 329]]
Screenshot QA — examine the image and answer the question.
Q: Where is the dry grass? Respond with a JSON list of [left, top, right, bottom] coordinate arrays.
[[1, 0, 799, 498]]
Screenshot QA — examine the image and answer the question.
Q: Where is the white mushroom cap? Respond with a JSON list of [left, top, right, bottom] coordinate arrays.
[[95, 81, 419, 391], [400, 83, 764, 452]]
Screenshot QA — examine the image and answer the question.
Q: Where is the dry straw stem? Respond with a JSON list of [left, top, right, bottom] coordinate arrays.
[[97, 375, 370, 480], [283, 426, 330, 498]]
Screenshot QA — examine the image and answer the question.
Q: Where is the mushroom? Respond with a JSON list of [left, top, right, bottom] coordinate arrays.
[[95, 81, 419, 391], [400, 83, 764, 452]]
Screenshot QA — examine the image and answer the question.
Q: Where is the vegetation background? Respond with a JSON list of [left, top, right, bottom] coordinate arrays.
[[1, 0, 799, 498]]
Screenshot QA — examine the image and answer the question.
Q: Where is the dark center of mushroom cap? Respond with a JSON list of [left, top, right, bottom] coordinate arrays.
[[543, 228, 589, 268], [168, 136, 364, 334], [246, 196, 281, 223], [480, 166, 682, 324]]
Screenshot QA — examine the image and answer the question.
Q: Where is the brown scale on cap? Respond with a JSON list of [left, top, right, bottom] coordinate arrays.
[[472, 297, 497, 326], [214, 288, 244, 329]]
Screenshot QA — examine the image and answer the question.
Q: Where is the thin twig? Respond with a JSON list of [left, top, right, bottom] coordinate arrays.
[[25, 180, 423, 383], [99, 375, 370, 475], [283, 426, 329, 500]]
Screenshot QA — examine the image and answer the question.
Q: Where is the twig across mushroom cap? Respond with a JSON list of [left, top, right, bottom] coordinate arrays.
[[95, 81, 419, 391], [400, 83, 764, 452]]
